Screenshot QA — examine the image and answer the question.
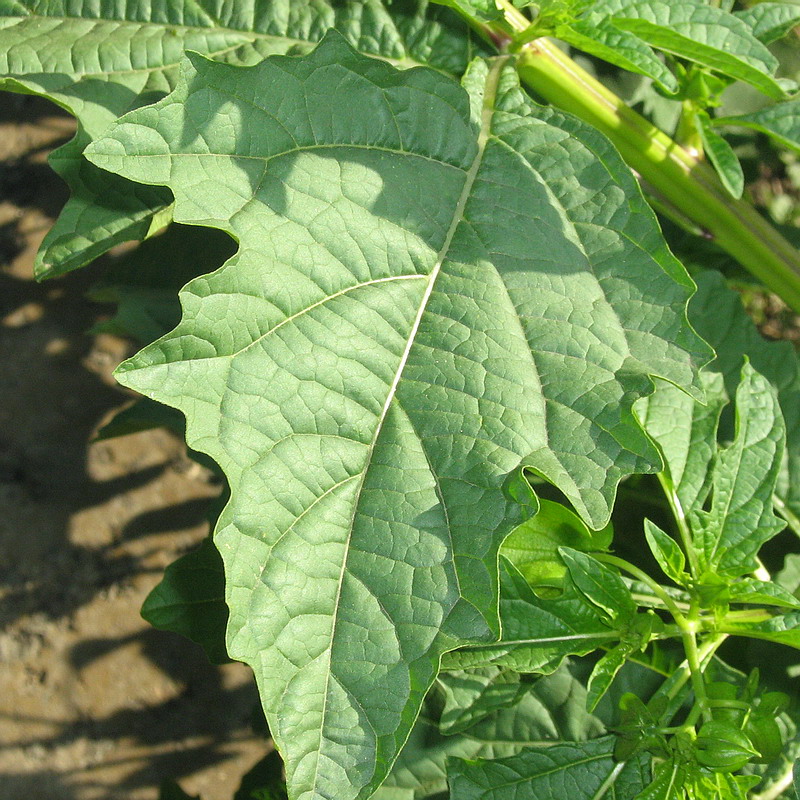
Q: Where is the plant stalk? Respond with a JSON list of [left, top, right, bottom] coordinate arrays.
[[474, 2, 800, 310]]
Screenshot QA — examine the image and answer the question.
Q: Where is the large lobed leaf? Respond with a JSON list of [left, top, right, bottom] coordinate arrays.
[[85, 34, 707, 800], [0, 0, 477, 277]]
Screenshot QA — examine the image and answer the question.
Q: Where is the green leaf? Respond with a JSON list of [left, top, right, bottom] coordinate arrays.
[[734, 3, 800, 45], [560, 548, 638, 623], [687, 271, 800, 524], [234, 751, 288, 800], [158, 781, 200, 800], [0, 0, 479, 277], [85, 34, 707, 800], [591, 0, 785, 98], [443, 559, 616, 672], [431, 0, 504, 22], [691, 362, 786, 578], [437, 668, 527, 735], [635, 758, 687, 800], [141, 536, 230, 665], [776, 553, 800, 593], [719, 610, 800, 649], [94, 397, 186, 441], [555, 16, 678, 93], [715, 100, 800, 157], [447, 737, 650, 800], [377, 663, 608, 799], [637, 370, 727, 515], [726, 578, 800, 610], [89, 224, 236, 344], [643, 520, 687, 587], [587, 643, 631, 711], [695, 110, 744, 199], [501, 499, 613, 590]]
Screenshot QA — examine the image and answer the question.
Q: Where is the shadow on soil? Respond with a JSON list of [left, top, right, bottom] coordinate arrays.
[[0, 93, 262, 799]]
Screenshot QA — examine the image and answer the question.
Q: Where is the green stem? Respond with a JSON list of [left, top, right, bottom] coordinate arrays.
[[680, 601, 712, 723], [477, 4, 800, 310], [653, 635, 726, 724]]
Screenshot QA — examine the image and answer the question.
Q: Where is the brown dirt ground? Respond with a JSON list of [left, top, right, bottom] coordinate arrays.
[[0, 95, 266, 799]]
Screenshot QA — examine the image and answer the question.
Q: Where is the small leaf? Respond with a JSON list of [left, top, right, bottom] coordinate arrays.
[[501, 499, 612, 589], [446, 737, 650, 800], [586, 643, 631, 711], [635, 758, 687, 800], [637, 370, 727, 514], [644, 520, 687, 587], [715, 100, 800, 157], [719, 610, 800, 649], [556, 16, 678, 92], [727, 579, 800, 610], [431, 0, 504, 21], [691, 362, 786, 577], [560, 548, 638, 623], [695, 110, 744, 199], [443, 559, 615, 672], [734, 3, 800, 45], [688, 271, 800, 523], [593, 0, 785, 98], [141, 537, 230, 665]]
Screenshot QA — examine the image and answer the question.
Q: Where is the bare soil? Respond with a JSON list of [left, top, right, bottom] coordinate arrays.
[[0, 95, 265, 799]]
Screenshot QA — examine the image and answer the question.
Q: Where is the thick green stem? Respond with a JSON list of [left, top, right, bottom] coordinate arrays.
[[475, 2, 800, 310]]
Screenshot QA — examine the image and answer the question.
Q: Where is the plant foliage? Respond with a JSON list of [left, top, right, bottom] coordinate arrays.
[[4, 1, 800, 799]]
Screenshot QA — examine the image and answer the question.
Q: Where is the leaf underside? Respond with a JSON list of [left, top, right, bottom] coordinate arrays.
[[86, 34, 707, 800], [0, 0, 478, 276]]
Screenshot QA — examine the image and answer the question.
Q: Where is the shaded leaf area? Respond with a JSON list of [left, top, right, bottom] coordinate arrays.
[[376, 663, 612, 799], [734, 3, 800, 45], [501, 498, 612, 591], [716, 100, 800, 157], [687, 271, 800, 521], [442, 560, 616, 672], [643, 357, 785, 578], [89, 223, 237, 345], [690, 362, 785, 578], [447, 736, 649, 800], [638, 269, 800, 539], [0, 0, 478, 276], [141, 535, 230, 665], [85, 34, 706, 800]]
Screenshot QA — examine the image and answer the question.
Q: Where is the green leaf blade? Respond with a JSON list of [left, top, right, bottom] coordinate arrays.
[[695, 110, 744, 199], [694, 362, 786, 577], [644, 520, 687, 587], [594, 0, 785, 98], [556, 17, 678, 92], [447, 737, 649, 800], [0, 0, 480, 276], [716, 100, 800, 156], [443, 559, 615, 673], [85, 36, 707, 800], [734, 3, 800, 45], [560, 548, 637, 623]]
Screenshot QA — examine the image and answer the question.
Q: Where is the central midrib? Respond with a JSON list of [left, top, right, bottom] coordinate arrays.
[[303, 56, 508, 798]]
